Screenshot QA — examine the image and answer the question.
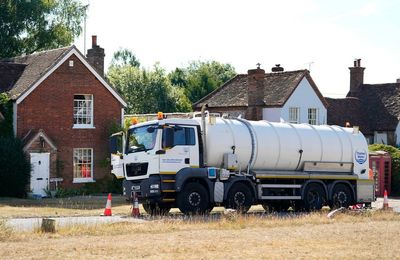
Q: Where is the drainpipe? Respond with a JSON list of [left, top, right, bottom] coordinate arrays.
[[201, 104, 208, 166]]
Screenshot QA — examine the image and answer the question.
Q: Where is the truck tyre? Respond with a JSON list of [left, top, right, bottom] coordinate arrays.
[[225, 183, 253, 213], [303, 183, 326, 211], [177, 182, 209, 215], [142, 202, 171, 216], [330, 184, 353, 209]]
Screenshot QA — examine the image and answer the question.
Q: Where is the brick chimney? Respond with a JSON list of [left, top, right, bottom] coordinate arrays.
[[245, 64, 265, 120], [347, 59, 365, 97], [86, 35, 105, 76]]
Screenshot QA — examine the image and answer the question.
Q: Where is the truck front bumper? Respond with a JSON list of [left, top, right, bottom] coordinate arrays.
[[123, 175, 162, 203]]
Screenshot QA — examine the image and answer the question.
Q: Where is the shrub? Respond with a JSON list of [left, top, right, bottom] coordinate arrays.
[[369, 144, 400, 195], [0, 137, 31, 197], [0, 93, 13, 137]]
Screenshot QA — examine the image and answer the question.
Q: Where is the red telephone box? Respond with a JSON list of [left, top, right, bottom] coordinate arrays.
[[369, 151, 391, 197]]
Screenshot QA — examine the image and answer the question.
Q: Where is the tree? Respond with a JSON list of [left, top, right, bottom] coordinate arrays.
[[107, 62, 191, 114], [0, 0, 87, 58], [169, 61, 236, 103], [369, 144, 400, 195], [110, 48, 140, 68], [0, 137, 31, 197]]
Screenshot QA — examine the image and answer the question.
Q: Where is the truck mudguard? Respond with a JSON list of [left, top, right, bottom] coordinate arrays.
[[222, 176, 257, 202], [175, 168, 215, 203]]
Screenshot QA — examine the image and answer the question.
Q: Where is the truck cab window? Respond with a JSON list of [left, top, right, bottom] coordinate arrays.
[[127, 124, 158, 153], [163, 127, 195, 147]]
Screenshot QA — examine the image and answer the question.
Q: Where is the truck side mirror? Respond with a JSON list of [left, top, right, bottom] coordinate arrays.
[[163, 128, 174, 149], [109, 133, 123, 154]]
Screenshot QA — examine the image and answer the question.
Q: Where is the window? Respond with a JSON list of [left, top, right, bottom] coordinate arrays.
[[127, 124, 158, 153], [73, 148, 93, 182], [289, 107, 299, 124], [73, 94, 93, 127], [163, 127, 195, 148], [308, 108, 318, 125]]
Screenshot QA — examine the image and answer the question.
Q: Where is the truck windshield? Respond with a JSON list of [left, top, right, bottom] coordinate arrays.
[[127, 124, 158, 153]]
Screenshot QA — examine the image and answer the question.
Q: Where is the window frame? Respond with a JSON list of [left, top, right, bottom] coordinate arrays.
[[289, 107, 300, 124], [73, 94, 94, 129], [162, 126, 196, 148], [308, 108, 318, 125], [72, 148, 95, 183]]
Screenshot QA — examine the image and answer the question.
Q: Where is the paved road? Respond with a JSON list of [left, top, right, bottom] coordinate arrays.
[[6, 216, 145, 232], [5, 198, 399, 232]]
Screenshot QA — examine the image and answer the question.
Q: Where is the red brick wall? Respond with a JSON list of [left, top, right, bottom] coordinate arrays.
[[17, 54, 123, 188]]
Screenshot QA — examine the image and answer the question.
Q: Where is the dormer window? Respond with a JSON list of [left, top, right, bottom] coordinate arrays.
[[73, 94, 94, 128]]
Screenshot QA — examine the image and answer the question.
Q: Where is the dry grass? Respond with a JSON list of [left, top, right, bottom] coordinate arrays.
[[1, 210, 399, 259], [0, 195, 133, 218]]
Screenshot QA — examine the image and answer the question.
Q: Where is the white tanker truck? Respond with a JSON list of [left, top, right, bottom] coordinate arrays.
[[109, 110, 375, 214]]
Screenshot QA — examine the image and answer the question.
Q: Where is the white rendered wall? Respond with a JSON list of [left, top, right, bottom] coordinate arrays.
[[374, 131, 388, 144], [396, 123, 400, 145], [279, 77, 327, 125], [262, 107, 282, 122]]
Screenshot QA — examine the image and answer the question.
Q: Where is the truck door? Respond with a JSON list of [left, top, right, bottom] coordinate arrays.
[[159, 125, 199, 173]]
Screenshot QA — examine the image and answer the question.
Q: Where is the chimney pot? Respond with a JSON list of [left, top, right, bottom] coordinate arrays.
[[87, 35, 105, 76], [347, 58, 365, 97], [92, 35, 97, 47]]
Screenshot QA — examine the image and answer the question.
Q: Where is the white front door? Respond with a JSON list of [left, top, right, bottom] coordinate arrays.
[[30, 153, 50, 197]]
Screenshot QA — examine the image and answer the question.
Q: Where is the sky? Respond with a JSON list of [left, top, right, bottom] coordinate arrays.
[[74, 0, 400, 98]]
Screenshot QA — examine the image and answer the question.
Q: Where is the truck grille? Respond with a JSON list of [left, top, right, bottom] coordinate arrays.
[[126, 163, 148, 177]]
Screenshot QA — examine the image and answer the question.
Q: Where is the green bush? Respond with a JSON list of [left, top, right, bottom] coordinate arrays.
[[0, 93, 13, 137], [0, 137, 31, 197], [369, 144, 400, 195], [82, 174, 123, 195]]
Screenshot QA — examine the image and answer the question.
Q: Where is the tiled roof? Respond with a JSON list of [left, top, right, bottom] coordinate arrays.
[[0, 62, 26, 92], [326, 83, 400, 133], [1, 46, 72, 99], [194, 70, 327, 108], [325, 97, 370, 133]]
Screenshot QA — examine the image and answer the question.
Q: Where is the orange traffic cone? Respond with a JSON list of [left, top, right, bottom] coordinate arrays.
[[102, 193, 112, 216], [383, 189, 389, 210], [131, 192, 140, 218]]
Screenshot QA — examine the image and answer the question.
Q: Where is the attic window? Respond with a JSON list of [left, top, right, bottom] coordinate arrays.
[[73, 94, 94, 128], [69, 60, 74, 67]]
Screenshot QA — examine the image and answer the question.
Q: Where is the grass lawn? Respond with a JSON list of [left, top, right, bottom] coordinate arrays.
[[0, 195, 133, 218], [1, 210, 399, 259]]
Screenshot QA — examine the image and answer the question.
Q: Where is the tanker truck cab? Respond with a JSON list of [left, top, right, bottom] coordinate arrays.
[[110, 118, 205, 213]]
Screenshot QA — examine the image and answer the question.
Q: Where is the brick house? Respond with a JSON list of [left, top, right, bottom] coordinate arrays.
[[193, 65, 327, 124], [326, 59, 400, 146], [0, 37, 126, 196]]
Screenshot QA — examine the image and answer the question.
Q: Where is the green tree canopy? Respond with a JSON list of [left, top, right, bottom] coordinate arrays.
[[169, 61, 236, 103], [110, 48, 140, 68], [0, 0, 87, 58], [107, 62, 191, 114]]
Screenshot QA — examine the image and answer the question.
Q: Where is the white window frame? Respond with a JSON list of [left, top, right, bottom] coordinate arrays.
[[73, 94, 94, 129], [73, 148, 95, 183], [308, 108, 318, 125], [289, 107, 300, 124]]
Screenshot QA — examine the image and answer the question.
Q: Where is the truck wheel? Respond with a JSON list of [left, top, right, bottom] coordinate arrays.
[[142, 202, 171, 216], [303, 183, 326, 211], [225, 183, 253, 213], [330, 184, 353, 209], [177, 182, 209, 215]]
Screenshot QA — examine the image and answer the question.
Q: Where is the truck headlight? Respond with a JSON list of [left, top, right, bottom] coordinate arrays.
[[150, 184, 159, 189]]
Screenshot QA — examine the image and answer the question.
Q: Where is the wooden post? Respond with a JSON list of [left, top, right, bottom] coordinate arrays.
[[41, 218, 56, 233]]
